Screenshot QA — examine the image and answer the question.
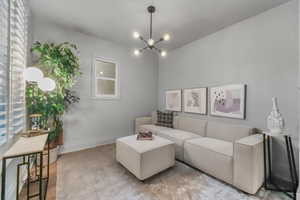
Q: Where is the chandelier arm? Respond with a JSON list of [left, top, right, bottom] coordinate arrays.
[[140, 46, 149, 52], [154, 38, 164, 45], [139, 36, 148, 45], [152, 46, 161, 53]]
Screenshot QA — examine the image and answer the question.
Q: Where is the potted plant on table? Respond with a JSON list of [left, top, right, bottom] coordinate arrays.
[[26, 41, 81, 162]]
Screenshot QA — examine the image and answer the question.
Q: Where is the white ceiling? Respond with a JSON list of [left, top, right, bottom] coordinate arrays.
[[29, 0, 290, 50]]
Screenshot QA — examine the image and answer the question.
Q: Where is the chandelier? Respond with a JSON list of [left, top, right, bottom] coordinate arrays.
[[133, 5, 170, 57]]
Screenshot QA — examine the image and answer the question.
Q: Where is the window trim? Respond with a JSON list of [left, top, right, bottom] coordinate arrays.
[[93, 57, 120, 100]]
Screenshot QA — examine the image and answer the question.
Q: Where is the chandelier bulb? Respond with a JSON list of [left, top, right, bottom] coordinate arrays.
[[148, 38, 155, 46], [134, 49, 140, 56], [161, 50, 167, 57], [133, 32, 140, 39], [163, 34, 170, 41]]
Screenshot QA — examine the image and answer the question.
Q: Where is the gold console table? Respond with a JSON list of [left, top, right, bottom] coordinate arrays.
[[1, 134, 50, 200]]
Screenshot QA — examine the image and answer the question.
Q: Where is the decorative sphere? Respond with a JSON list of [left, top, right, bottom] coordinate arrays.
[[24, 67, 43, 82], [38, 78, 56, 92]]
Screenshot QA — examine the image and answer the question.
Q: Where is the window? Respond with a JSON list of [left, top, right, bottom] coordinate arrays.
[[94, 58, 119, 99], [0, 0, 27, 145], [0, 0, 10, 145]]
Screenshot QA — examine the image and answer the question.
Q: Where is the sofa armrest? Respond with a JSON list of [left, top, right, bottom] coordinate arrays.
[[233, 134, 264, 194], [135, 117, 152, 134]]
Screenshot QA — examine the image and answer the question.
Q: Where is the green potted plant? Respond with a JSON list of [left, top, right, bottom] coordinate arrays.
[[26, 41, 81, 162]]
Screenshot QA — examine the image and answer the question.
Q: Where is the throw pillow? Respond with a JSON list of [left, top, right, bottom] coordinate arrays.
[[156, 110, 174, 128]]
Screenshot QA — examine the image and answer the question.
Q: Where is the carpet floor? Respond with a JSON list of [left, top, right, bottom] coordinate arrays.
[[57, 144, 289, 200]]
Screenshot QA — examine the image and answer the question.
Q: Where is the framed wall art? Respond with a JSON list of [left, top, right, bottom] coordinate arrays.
[[210, 84, 246, 119], [183, 88, 207, 114], [165, 89, 182, 112]]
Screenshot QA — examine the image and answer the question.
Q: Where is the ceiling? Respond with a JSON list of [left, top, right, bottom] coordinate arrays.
[[29, 0, 290, 50]]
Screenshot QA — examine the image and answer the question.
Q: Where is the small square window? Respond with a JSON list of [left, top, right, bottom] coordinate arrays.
[[95, 61, 116, 78], [93, 58, 119, 99], [96, 79, 115, 95]]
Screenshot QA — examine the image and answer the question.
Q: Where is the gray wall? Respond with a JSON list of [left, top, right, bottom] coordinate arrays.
[[298, 0, 300, 195], [158, 0, 299, 179], [32, 18, 158, 153]]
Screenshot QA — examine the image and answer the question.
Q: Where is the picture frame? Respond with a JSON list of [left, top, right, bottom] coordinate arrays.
[[183, 88, 207, 114], [165, 89, 182, 112], [210, 84, 246, 119]]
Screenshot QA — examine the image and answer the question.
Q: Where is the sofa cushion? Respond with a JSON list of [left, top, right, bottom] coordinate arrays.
[[174, 116, 207, 137], [206, 121, 251, 142], [138, 124, 172, 135], [156, 110, 174, 128], [184, 137, 233, 184], [157, 129, 201, 160], [186, 137, 233, 157]]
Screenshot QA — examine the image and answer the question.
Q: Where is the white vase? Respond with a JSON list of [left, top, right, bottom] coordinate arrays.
[[267, 97, 285, 134], [49, 146, 59, 164], [41, 146, 59, 164]]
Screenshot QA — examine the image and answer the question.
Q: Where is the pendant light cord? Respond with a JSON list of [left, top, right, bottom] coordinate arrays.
[[150, 12, 152, 39], [150, 0, 154, 39]]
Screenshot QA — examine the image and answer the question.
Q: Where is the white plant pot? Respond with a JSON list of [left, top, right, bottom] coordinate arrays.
[[43, 146, 59, 164], [38, 146, 59, 165], [48, 146, 59, 164]]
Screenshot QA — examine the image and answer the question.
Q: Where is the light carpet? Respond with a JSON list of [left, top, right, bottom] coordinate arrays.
[[57, 144, 288, 200]]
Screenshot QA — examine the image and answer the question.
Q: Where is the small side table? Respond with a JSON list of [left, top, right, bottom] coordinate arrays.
[[1, 134, 50, 200], [263, 131, 298, 200]]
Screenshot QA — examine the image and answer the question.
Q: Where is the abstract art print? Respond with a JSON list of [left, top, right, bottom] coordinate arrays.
[[165, 90, 182, 112], [183, 88, 207, 114], [210, 84, 246, 119]]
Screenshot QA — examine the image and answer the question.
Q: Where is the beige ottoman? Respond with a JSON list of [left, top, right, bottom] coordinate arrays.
[[116, 135, 175, 180]]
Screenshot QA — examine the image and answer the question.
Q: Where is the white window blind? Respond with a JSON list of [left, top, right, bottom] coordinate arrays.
[[9, 0, 27, 135], [0, 0, 27, 145], [0, 0, 10, 145]]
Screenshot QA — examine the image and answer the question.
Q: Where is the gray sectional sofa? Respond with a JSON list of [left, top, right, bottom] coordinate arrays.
[[135, 112, 264, 194]]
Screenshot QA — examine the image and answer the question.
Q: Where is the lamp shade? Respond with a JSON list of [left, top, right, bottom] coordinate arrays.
[[38, 78, 56, 92], [24, 67, 43, 82]]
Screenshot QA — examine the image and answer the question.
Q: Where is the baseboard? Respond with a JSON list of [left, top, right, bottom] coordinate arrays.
[[59, 138, 116, 154]]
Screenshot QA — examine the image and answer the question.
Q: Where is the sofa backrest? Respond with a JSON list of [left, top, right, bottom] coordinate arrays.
[[174, 116, 207, 137], [206, 121, 252, 142], [151, 111, 157, 124]]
